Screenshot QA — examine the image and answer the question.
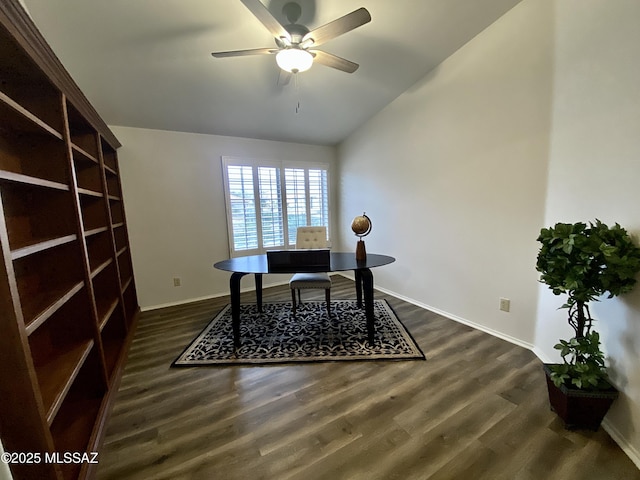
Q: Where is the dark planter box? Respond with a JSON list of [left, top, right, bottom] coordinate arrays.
[[543, 364, 619, 430]]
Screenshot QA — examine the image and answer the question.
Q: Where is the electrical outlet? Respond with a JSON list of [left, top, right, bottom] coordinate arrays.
[[499, 297, 510, 312], [173, 277, 181, 287]]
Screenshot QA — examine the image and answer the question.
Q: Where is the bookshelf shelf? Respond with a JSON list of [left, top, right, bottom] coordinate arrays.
[[0, 3, 139, 479]]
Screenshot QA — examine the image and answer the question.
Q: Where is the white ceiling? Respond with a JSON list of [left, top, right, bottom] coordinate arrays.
[[22, 0, 523, 146]]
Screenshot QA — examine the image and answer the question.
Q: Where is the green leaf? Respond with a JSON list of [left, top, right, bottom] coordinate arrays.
[[537, 220, 640, 313]]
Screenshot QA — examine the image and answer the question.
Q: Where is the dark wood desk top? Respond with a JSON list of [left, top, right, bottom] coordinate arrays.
[[214, 252, 395, 274]]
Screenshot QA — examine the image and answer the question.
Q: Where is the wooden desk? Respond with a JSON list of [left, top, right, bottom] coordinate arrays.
[[214, 252, 395, 347]]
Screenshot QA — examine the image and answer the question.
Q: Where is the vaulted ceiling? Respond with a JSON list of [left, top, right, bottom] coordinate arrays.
[[23, 0, 523, 145]]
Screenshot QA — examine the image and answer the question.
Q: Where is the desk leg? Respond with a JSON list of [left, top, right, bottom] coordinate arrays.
[[354, 269, 363, 307], [361, 268, 375, 345], [230, 272, 246, 348], [255, 273, 263, 313]]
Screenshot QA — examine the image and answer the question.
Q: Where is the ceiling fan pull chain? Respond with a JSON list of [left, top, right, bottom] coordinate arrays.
[[294, 73, 302, 114]]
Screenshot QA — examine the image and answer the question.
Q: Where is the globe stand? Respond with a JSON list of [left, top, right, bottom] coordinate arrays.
[[356, 239, 367, 261]]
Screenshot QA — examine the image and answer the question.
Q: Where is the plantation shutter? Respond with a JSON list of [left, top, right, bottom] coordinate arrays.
[[284, 168, 308, 246], [226, 165, 258, 251], [222, 157, 330, 256], [258, 166, 284, 248], [309, 168, 329, 228]]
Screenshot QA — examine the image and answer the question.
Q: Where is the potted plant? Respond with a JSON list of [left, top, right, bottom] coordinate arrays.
[[536, 220, 640, 429]]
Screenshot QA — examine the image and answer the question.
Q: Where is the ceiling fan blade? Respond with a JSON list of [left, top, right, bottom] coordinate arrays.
[[211, 47, 278, 58], [240, 0, 291, 43], [310, 50, 359, 73], [302, 7, 371, 47]]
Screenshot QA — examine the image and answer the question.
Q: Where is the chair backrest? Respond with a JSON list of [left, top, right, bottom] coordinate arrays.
[[267, 249, 330, 273], [295, 226, 328, 249]]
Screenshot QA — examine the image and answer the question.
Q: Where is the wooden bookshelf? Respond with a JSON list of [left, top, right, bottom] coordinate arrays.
[[0, 2, 139, 479]]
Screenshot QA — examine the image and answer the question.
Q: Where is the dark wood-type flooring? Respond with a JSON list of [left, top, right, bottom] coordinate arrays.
[[96, 276, 640, 480]]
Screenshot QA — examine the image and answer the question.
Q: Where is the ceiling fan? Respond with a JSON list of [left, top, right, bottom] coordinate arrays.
[[211, 0, 371, 77]]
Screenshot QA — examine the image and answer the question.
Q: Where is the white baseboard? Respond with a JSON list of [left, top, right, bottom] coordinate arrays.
[[602, 419, 640, 470], [141, 273, 340, 312], [140, 279, 292, 311], [141, 291, 227, 311], [340, 273, 534, 351], [531, 346, 554, 364]]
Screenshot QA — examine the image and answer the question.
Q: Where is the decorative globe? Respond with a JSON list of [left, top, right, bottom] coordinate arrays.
[[351, 213, 372, 238]]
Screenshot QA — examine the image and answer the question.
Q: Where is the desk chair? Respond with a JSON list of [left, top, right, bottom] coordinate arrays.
[[289, 226, 332, 316]]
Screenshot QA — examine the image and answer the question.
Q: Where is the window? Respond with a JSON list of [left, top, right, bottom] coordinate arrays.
[[222, 157, 330, 256]]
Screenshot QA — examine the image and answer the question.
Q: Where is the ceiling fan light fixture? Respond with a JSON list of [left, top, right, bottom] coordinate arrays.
[[276, 48, 313, 73]]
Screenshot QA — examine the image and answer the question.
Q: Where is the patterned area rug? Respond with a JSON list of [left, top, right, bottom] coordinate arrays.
[[173, 299, 425, 366]]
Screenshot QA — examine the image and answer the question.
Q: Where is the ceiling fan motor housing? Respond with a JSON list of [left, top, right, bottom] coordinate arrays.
[[282, 2, 303, 24], [276, 23, 310, 47]]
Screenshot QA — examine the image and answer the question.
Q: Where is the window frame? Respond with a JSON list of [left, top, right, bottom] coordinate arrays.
[[221, 156, 331, 257]]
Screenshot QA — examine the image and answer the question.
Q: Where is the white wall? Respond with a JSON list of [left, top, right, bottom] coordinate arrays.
[[0, 439, 12, 480], [337, 0, 640, 466], [535, 0, 640, 463], [337, 0, 552, 347], [111, 126, 337, 309]]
